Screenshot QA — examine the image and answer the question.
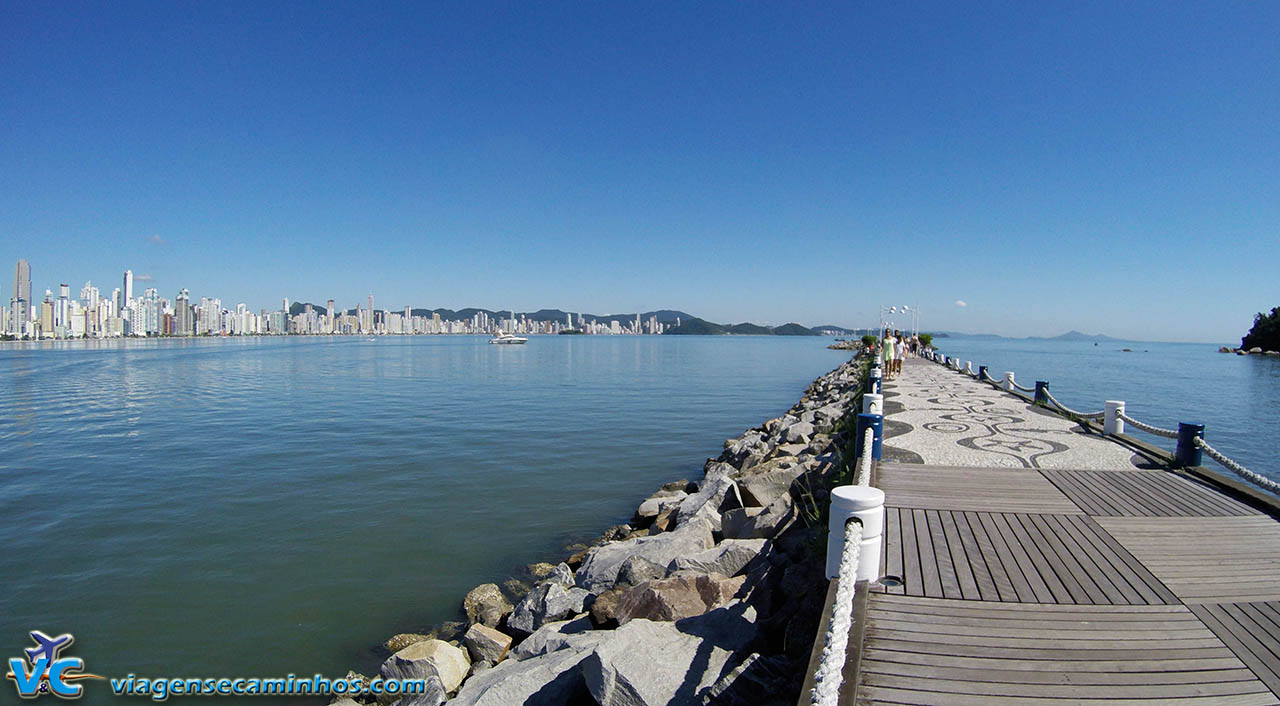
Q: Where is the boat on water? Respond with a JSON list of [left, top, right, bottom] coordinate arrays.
[[488, 329, 528, 345]]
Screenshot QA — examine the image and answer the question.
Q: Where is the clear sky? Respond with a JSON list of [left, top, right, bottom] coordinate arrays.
[[1, 2, 1276, 342]]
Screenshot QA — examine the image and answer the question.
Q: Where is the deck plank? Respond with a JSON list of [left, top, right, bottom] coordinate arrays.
[[1098, 516, 1280, 604], [858, 595, 1278, 705], [1042, 469, 1261, 518]]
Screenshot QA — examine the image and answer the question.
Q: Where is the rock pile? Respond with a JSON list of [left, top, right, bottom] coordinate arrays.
[[341, 356, 869, 706]]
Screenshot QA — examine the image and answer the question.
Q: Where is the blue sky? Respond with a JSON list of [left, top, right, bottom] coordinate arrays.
[[1, 2, 1276, 342]]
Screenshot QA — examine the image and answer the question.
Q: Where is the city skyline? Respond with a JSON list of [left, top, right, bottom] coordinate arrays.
[[2, 4, 1277, 343], [2, 258, 693, 339]]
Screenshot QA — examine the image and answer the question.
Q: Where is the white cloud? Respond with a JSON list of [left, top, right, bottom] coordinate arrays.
[[136, 273, 154, 282], [955, 299, 967, 308], [147, 234, 166, 245]]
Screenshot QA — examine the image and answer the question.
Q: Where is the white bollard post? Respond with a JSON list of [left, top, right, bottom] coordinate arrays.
[[1003, 372, 1015, 392], [862, 393, 883, 415], [1104, 401, 1125, 435], [826, 485, 885, 581], [965, 361, 974, 375]]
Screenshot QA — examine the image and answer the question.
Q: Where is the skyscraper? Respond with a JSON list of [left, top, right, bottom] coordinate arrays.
[[175, 289, 192, 336], [10, 259, 31, 334], [122, 269, 134, 306]]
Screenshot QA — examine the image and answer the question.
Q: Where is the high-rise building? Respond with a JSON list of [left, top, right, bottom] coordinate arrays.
[[40, 290, 54, 336], [122, 269, 134, 306], [10, 259, 31, 335], [175, 289, 192, 336], [54, 284, 70, 331]]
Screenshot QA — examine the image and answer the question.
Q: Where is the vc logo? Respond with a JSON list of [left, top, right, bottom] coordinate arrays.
[[5, 631, 103, 699]]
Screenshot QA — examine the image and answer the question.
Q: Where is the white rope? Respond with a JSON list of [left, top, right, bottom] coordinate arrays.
[[1116, 411, 1179, 439], [856, 427, 874, 487], [810, 519, 862, 706], [1194, 436, 1280, 494], [1041, 388, 1106, 419]]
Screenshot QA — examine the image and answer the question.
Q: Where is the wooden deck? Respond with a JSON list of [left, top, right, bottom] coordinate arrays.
[[830, 358, 1280, 705]]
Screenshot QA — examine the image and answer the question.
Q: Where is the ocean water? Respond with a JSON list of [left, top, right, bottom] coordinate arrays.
[[0, 335, 847, 703], [929, 335, 1280, 484]]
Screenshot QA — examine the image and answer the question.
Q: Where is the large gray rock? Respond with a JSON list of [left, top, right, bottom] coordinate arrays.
[[766, 443, 809, 460], [380, 640, 469, 695], [387, 677, 447, 706], [546, 562, 575, 587], [723, 432, 768, 467], [575, 518, 716, 593], [508, 580, 593, 635], [813, 403, 845, 422], [636, 490, 687, 521], [617, 555, 668, 586], [448, 646, 594, 706], [513, 616, 604, 659], [738, 467, 804, 508], [463, 584, 513, 628], [614, 572, 746, 624], [667, 539, 768, 577], [674, 474, 736, 530], [582, 605, 759, 706], [463, 623, 513, 663], [721, 493, 794, 540], [737, 455, 801, 478]]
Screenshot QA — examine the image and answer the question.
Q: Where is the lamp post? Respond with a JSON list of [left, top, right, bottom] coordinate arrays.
[[879, 304, 918, 338]]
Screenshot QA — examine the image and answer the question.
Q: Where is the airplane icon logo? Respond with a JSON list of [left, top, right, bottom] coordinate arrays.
[[25, 632, 74, 667], [6, 630, 104, 700]]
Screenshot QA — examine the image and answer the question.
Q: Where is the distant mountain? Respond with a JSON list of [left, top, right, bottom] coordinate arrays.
[[666, 317, 727, 335], [727, 322, 772, 335], [932, 330, 1123, 342], [289, 302, 328, 316], [774, 323, 818, 336], [666, 318, 820, 336], [1046, 330, 1120, 342]]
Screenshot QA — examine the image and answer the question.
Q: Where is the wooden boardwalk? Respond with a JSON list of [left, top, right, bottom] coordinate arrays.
[[835, 357, 1280, 705]]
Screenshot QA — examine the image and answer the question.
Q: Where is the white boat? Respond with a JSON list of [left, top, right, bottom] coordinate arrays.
[[488, 329, 528, 345]]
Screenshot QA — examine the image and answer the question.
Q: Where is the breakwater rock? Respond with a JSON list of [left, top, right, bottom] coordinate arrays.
[[343, 356, 869, 706]]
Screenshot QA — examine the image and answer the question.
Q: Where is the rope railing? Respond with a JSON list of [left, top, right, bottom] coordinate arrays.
[[1116, 410, 1179, 439], [1194, 436, 1280, 495], [1041, 387, 1106, 420], [856, 426, 874, 488], [1011, 380, 1035, 392], [810, 519, 863, 706]]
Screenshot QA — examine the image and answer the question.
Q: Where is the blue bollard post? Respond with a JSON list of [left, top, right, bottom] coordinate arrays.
[[855, 412, 885, 461], [867, 374, 881, 395], [978, 365, 988, 382], [1175, 423, 1205, 467], [1034, 381, 1049, 404]]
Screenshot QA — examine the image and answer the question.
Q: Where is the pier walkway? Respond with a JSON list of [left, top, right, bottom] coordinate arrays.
[[837, 356, 1280, 705]]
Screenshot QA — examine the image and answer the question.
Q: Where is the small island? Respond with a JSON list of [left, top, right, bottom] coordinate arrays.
[[1222, 307, 1280, 356]]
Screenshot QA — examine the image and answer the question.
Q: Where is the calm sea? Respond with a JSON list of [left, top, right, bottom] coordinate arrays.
[[930, 335, 1280, 484], [0, 335, 847, 703]]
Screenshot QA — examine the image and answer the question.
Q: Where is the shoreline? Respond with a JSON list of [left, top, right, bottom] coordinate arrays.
[[337, 354, 871, 706]]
